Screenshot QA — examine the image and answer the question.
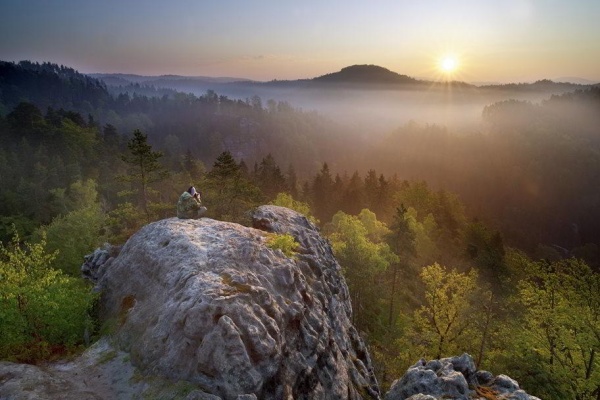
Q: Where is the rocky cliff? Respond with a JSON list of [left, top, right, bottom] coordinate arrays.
[[94, 205, 379, 399]]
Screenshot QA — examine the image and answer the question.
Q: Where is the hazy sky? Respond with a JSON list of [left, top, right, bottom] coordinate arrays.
[[1, 0, 599, 83]]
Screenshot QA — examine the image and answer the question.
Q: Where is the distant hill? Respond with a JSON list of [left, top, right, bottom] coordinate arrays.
[[89, 73, 253, 87], [479, 79, 589, 92], [86, 73, 257, 99], [554, 76, 598, 85], [0, 60, 111, 113], [312, 64, 420, 85]]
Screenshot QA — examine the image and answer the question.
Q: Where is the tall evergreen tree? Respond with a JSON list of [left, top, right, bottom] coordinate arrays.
[[285, 164, 299, 198], [255, 154, 287, 200], [205, 151, 262, 223], [119, 129, 169, 220], [364, 169, 379, 211], [312, 162, 335, 223], [340, 171, 365, 215]]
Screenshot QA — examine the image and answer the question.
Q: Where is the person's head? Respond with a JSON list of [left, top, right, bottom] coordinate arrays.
[[188, 186, 196, 196]]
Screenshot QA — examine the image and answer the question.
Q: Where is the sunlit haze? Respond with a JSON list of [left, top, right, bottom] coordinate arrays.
[[441, 57, 459, 73], [1, 0, 599, 83]]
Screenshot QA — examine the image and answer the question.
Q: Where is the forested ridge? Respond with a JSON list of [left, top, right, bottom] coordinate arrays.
[[1, 60, 599, 399]]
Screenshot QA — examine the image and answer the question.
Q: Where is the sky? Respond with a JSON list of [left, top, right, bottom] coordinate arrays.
[[1, 0, 599, 83]]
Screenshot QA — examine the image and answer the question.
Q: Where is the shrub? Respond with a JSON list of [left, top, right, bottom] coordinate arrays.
[[270, 193, 318, 224], [266, 233, 299, 258], [0, 231, 97, 362]]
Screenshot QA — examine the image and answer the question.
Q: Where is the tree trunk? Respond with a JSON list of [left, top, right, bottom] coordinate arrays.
[[586, 348, 595, 380], [436, 335, 445, 359], [476, 292, 494, 368], [388, 265, 398, 327]]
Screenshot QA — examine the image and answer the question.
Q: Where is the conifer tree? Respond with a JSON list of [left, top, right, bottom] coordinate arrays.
[[286, 164, 299, 198], [312, 163, 335, 223], [119, 129, 169, 220], [255, 154, 287, 200], [205, 151, 262, 222]]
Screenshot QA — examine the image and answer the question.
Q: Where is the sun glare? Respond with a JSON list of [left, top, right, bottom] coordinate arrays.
[[440, 56, 458, 73]]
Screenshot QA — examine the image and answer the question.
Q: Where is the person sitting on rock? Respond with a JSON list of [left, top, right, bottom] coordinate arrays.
[[177, 186, 207, 219]]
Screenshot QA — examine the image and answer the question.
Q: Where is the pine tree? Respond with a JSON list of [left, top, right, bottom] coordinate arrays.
[[312, 162, 335, 223], [286, 164, 299, 198], [205, 151, 263, 223], [119, 129, 169, 220], [255, 154, 287, 200]]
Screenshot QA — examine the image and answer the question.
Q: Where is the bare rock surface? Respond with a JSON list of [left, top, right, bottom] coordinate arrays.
[[92, 205, 379, 399], [384, 353, 541, 400], [0, 338, 202, 400]]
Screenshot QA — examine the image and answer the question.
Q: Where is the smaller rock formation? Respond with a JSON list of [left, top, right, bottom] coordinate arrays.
[[384, 354, 540, 400], [81, 242, 120, 285]]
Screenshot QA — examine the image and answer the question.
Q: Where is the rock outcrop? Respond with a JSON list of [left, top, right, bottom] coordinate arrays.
[[384, 353, 540, 400], [93, 205, 379, 399], [1, 205, 542, 400]]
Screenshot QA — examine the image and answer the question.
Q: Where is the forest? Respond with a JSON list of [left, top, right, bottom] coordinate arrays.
[[0, 60, 599, 399]]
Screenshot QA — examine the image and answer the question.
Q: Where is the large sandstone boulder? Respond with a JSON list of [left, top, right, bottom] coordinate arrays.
[[95, 205, 380, 399], [384, 354, 540, 400]]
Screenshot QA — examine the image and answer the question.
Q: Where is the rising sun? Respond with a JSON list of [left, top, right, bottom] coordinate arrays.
[[440, 56, 458, 73]]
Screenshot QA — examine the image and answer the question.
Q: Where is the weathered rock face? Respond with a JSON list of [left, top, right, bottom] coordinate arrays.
[[0, 338, 213, 400], [95, 205, 380, 400], [384, 354, 540, 400], [81, 242, 120, 284]]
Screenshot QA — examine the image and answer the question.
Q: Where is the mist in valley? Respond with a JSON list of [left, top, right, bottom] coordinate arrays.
[[80, 65, 600, 259], [101, 72, 586, 136]]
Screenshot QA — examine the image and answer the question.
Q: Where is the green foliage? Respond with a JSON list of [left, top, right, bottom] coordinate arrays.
[[254, 154, 288, 200], [358, 208, 391, 243], [384, 206, 417, 328], [182, 150, 206, 182], [0, 232, 96, 362], [406, 208, 439, 266], [464, 220, 506, 288], [6, 102, 47, 136], [266, 233, 299, 258], [39, 205, 104, 276], [329, 211, 397, 277], [388, 181, 467, 265], [412, 263, 479, 359], [204, 151, 263, 224], [0, 215, 37, 244], [105, 202, 146, 244], [35, 179, 104, 275], [328, 210, 397, 333], [513, 258, 600, 399], [386, 206, 416, 263], [271, 192, 318, 224], [119, 129, 170, 221]]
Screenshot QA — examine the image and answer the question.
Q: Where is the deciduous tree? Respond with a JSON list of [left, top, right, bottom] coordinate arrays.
[[413, 263, 479, 359]]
